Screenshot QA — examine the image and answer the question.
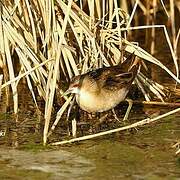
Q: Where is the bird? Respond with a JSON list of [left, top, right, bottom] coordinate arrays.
[[64, 53, 140, 120]]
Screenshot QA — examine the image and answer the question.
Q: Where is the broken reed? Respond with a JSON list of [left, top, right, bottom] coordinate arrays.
[[0, 0, 179, 145]]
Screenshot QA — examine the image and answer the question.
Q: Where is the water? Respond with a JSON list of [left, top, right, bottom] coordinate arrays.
[[0, 148, 94, 180], [0, 106, 180, 179]]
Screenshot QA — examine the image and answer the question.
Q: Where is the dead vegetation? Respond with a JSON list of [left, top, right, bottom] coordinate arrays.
[[0, 0, 179, 153]]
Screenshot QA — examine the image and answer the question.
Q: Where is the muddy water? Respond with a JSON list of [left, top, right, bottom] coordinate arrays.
[[0, 148, 94, 179], [0, 107, 180, 179]]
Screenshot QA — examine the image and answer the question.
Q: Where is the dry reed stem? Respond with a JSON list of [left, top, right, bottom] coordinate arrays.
[[176, 150, 180, 154], [133, 100, 180, 107], [95, 0, 101, 19], [126, 0, 138, 29], [160, 0, 169, 17], [135, 78, 151, 101], [72, 118, 77, 137], [43, 0, 73, 145], [109, 24, 178, 79], [51, 107, 180, 146], [0, 74, 3, 99], [2, 21, 46, 99], [113, 0, 122, 48], [170, 0, 176, 50], [123, 38, 180, 84], [0, 2, 10, 110], [24, 0, 37, 52], [175, 149, 180, 155], [172, 142, 180, 155], [47, 95, 73, 138], [175, 28, 180, 57], [150, 0, 156, 55], [1, 59, 54, 89], [4, 33, 18, 114], [137, 73, 165, 101], [137, 0, 146, 14]]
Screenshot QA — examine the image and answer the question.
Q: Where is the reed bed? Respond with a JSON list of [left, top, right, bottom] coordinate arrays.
[[0, 0, 179, 149], [0, 74, 3, 99]]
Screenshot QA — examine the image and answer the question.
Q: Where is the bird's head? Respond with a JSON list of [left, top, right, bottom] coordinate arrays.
[[63, 75, 81, 96]]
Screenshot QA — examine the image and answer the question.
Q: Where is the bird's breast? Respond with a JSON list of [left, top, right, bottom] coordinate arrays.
[[75, 88, 128, 113]]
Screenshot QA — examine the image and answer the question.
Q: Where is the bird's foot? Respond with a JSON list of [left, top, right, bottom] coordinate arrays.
[[98, 114, 108, 124], [112, 108, 121, 122]]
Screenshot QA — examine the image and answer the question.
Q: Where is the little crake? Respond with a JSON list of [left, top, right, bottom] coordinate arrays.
[[64, 53, 139, 114]]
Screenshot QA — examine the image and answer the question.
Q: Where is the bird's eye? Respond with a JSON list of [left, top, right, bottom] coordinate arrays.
[[73, 83, 79, 88]]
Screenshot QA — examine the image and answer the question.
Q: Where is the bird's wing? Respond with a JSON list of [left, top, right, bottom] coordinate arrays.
[[102, 71, 134, 90], [86, 53, 139, 91], [89, 66, 133, 90]]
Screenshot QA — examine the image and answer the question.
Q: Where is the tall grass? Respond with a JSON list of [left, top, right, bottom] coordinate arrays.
[[0, 0, 179, 145]]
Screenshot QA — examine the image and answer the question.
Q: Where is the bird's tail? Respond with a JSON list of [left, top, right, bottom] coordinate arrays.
[[121, 52, 140, 72], [129, 59, 140, 84], [126, 53, 141, 82]]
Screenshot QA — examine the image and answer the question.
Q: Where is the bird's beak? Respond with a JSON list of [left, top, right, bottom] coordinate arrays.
[[61, 88, 72, 97]]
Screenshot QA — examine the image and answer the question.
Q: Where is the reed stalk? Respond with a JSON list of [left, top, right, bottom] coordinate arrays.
[[0, 74, 3, 99]]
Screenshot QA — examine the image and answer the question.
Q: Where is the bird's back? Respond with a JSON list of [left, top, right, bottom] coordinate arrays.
[[86, 53, 139, 92]]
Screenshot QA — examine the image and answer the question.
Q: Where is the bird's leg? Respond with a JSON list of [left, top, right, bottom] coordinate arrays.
[[98, 113, 108, 124], [112, 108, 121, 122], [92, 113, 108, 132], [123, 98, 133, 121]]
